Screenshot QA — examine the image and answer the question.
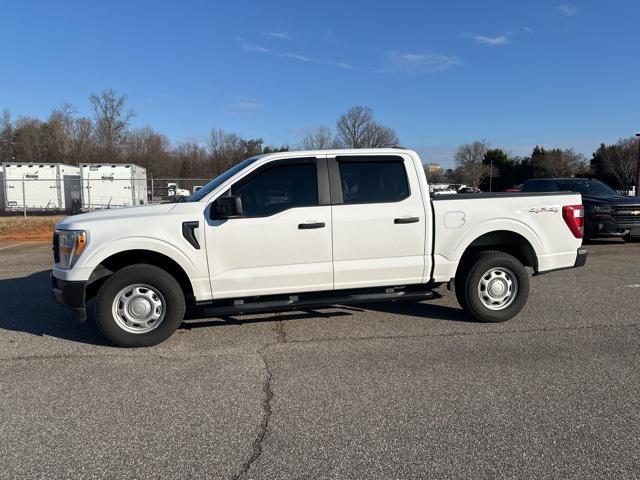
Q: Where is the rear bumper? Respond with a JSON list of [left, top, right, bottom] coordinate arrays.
[[574, 247, 588, 268], [535, 248, 587, 276], [51, 274, 87, 322]]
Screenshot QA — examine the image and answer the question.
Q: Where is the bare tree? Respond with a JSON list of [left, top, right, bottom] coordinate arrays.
[[172, 141, 209, 181], [336, 106, 399, 148], [69, 117, 97, 165], [0, 109, 15, 161], [533, 148, 589, 178], [600, 138, 638, 192], [125, 127, 171, 176], [366, 123, 399, 148], [455, 140, 491, 188], [45, 103, 75, 163], [208, 128, 265, 176], [13, 117, 48, 163], [303, 126, 335, 150], [89, 88, 135, 161]]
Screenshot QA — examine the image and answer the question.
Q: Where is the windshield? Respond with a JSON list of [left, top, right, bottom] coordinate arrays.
[[187, 155, 264, 202], [558, 179, 617, 196]]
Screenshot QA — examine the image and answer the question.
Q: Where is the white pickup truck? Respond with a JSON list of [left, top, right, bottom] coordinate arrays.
[[52, 149, 587, 347]]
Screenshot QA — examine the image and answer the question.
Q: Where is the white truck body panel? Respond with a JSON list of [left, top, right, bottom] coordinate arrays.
[[54, 149, 583, 305], [431, 195, 581, 282], [2, 163, 80, 211], [330, 151, 429, 289], [206, 205, 333, 298], [80, 163, 147, 210]]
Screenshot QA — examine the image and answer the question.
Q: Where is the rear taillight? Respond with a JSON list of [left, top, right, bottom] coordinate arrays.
[[562, 205, 584, 239]]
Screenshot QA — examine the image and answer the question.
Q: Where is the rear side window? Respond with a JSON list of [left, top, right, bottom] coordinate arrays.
[[232, 161, 318, 217], [337, 158, 410, 204], [522, 179, 560, 192]]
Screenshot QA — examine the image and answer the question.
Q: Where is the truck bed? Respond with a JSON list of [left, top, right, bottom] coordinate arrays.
[[429, 190, 583, 282]]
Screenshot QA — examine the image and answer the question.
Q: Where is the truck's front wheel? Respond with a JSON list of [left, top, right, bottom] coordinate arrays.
[[456, 250, 529, 323], [95, 264, 186, 347]]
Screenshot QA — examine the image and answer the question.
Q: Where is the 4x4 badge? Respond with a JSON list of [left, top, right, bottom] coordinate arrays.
[[529, 207, 558, 214]]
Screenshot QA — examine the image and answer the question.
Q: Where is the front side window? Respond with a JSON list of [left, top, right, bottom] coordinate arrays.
[[232, 161, 318, 217], [187, 155, 263, 202], [337, 158, 410, 204]]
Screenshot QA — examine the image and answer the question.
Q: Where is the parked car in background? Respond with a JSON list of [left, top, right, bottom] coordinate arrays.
[[458, 186, 481, 194], [504, 184, 522, 193], [522, 178, 640, 242]]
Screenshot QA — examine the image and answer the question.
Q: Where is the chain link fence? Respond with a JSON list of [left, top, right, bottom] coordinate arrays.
[[0, 177, 210, 217]]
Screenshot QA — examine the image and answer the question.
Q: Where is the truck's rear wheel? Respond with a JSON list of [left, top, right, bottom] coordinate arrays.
[[95, 264, 186, 347], [455, 250, 529, 323]]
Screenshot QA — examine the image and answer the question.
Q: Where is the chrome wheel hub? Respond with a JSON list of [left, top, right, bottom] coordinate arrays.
[[477, 268, 518, 311], [112, 284, 166, 334]]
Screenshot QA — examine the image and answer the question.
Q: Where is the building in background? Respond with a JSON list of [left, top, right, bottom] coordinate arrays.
[[1, 163, 81, 213], [80, 164, 147, 210], [425, 163, 444, 175]]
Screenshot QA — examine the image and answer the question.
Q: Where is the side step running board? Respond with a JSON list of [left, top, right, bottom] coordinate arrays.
[[196, 289, 435, 317]]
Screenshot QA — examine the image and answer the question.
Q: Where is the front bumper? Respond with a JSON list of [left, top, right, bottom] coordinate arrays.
[[51, 274, 88, 322], [588, 216, 640, 238]]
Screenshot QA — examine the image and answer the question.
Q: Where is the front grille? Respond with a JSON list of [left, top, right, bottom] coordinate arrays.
[[53, 232, 60, 263], [611, 206, 640, 225]]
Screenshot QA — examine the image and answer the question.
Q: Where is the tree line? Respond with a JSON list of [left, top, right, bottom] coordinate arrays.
[[431, 139, 638, 192], [0, 90, 399, 179], [1, 88, 636, 191]]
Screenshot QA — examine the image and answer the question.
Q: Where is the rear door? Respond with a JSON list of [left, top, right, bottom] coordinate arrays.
[[205, 156, 333, 299], [330, 154, 426, 289]]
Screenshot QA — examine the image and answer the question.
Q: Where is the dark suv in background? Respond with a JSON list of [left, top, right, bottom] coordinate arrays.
[[522, 178, 640, 242]]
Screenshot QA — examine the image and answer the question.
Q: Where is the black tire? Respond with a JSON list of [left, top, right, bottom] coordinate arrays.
[[455, 250, 529, 323], [454, 259, 471, 312], [95, 264, 186, 347]]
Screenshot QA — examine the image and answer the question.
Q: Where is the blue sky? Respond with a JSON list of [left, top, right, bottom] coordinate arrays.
[[1, 0, 639, 167]]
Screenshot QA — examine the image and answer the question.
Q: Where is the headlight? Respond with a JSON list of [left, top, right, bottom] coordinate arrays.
[[56, 229, 87, 269]]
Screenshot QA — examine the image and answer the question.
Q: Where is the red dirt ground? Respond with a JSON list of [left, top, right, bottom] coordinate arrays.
[[0, 216, 64, 242]]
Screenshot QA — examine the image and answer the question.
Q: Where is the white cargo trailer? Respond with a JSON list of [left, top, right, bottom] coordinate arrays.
[[81, 163, 147, 210], [1, 163, 82, 212]]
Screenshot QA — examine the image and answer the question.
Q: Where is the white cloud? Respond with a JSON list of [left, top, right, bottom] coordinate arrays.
[[557, 4, 579, 16], [265, 31, 291, 40], [472, 34, 510, 46], [384, 51, 460, 75], [238, 38, 355, 70], [466, 28, 533, 46], [229, 100, 262, 111]]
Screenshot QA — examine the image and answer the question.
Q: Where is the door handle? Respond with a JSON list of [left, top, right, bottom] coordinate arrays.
[[298, 222, 325, 229], [394, 217, 419, 224]]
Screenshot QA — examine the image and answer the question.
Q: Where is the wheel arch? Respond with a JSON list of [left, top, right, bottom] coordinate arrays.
[[87, 249, 195, 302], [455, 230, 539, 278]]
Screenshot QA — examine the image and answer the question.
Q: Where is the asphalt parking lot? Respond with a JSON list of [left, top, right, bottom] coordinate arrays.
[[0, 240, 639, 479]]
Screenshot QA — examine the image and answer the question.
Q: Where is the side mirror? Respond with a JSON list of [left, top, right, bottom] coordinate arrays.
[[211, 195, 243, 220]]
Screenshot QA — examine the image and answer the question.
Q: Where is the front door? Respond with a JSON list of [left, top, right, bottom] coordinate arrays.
[[204, 157, 333, 299], [330, 154, 427, 289]]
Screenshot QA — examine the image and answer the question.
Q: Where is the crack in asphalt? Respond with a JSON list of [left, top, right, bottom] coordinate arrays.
[[233, 320, 286, 480], [1, 320, 638, 363], [233, 349, 273, 480]]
